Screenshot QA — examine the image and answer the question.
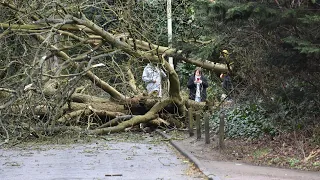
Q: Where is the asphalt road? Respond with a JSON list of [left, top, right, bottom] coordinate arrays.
[[0, 138, 204, 180]]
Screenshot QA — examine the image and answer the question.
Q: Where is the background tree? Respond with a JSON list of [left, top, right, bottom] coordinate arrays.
[[186, 0, 319, 143]]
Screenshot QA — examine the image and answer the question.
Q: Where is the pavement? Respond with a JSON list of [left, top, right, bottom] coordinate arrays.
[[156, 130, 320, 180], [1, 131, 319, 180], [0, 138, 203, 180]]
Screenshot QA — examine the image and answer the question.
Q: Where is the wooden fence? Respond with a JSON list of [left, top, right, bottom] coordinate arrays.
[[187, 108, 225, 149]]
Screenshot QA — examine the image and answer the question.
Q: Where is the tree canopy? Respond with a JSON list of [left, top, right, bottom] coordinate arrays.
[[0, 0, 319, 145]]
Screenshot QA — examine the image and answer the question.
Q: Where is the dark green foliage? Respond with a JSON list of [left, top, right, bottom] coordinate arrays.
[[225, 2, 255, 21], [299, 14, 320, 24], [182, 0, 320, 139], [176, 62, 196, 87], [283, 36, 320, 56], [210, 104, 277, 139]]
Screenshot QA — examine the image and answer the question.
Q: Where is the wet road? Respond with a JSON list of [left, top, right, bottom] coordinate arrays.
[[0, 139, 203, 180]]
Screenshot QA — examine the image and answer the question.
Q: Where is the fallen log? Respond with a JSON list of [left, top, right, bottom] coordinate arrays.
[[97, 115, 135, 129]]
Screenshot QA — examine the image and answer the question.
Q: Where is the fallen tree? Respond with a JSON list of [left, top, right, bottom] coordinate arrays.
[[0, 1, 228, 142]]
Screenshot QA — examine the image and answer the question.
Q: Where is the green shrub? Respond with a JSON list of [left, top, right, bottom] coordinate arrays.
[[210, 103, 277, 139]]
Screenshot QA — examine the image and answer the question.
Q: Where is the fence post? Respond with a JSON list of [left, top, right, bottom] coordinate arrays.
[[188, 108, 194, 137], [204, 112, 210, 144], [195, 113, 201, 139], [219, 112, 225, 149]]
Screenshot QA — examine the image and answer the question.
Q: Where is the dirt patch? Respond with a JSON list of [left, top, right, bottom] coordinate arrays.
[[168, 130, 320, 172], [226, 134, 320, 172]]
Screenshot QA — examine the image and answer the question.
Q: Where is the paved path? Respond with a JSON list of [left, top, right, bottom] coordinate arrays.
[[0, 139, 204, 180], [165, 132, 320, 180], [201, 160, 320, 180]]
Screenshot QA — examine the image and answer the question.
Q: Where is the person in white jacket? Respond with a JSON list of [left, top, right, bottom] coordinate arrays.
[[142, 63, 167, 97]]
